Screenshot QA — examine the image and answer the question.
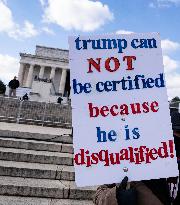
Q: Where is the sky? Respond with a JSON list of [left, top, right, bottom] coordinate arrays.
[[0, 0, 180, 99]]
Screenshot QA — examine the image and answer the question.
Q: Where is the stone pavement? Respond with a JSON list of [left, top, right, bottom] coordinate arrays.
[[0, 122, 71, 136]]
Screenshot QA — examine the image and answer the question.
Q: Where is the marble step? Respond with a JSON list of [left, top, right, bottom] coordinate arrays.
[[0, 195, 94, 205], [0, 147, 73, 165], [0, 176, 97, 200], [0, 137, 73, 153], [0, 129, 73, 144], [0, 160, 75, 180]]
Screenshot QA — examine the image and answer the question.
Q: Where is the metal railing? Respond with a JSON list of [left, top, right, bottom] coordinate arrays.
[[0, 96, 72, 128]]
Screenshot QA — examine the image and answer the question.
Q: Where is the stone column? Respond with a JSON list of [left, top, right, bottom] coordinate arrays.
[[59, 69, 67, 95], [18, 63, 24, 86], [39, 65, 45, 79], [26, 64, 34, 88], [50, 67, 56, 81]]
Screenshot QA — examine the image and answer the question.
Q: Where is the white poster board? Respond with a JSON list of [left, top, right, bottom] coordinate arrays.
[[69, 33, 179, 187]]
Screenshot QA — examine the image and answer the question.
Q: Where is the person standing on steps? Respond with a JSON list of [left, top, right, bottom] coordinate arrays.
[[8, 76, 19, 97]]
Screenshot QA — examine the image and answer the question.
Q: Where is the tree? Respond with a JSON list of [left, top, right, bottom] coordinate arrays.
[[0, 80, 6, 94]]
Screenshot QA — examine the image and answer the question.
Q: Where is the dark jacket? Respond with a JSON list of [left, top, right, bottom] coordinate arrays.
[[143, 179, 171, 205], [57, 97, 63, 104], [8, 79, 19, 89], [22, 94, 29, 101], [173, 135, 180, 205]]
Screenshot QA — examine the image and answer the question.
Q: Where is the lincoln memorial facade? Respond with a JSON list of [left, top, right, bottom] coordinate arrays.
[[17, 45, 70, 102]]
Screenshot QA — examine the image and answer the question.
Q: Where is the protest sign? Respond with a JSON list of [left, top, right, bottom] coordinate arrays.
[[69, 33, 179, 187]]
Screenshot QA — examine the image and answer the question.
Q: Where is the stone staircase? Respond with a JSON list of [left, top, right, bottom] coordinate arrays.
[[0, 129, 96, 204]]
